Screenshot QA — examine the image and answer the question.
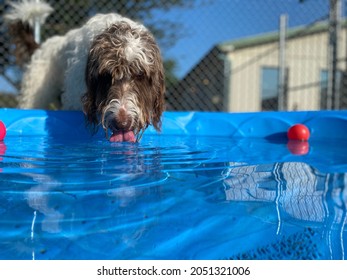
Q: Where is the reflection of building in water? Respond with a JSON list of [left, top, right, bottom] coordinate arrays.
[[223, 162, 347, 224]]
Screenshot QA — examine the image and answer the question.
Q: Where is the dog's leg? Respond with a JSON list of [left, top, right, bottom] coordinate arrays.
[[61, 58, 88, 111]]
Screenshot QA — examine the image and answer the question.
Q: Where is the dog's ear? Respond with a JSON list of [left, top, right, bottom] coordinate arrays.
[[149, 44, 166, 132], [151, 63, 165, 132], [82, 48, 113, 131], [81, 51, 100, 129]]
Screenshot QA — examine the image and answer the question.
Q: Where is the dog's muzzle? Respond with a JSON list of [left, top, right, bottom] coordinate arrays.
[[101, 100, 140, 143]]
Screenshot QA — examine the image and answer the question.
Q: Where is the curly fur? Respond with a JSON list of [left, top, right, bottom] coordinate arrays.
[[82, 20, 165, 137], [8, 9, 165, 141]]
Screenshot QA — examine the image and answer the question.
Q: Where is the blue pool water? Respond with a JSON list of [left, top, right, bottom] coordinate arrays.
[[0, 109, 346, 260]]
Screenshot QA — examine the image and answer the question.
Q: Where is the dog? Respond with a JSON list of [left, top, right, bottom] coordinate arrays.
[[6, 1, 165, 142]]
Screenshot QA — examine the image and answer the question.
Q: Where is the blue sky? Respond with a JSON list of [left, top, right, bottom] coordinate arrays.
[[0, 75, 17, 94], [159, 0, 331, 78]]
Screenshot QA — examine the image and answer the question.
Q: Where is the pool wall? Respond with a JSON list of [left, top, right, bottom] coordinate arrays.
[[1, 108, 347, 140]]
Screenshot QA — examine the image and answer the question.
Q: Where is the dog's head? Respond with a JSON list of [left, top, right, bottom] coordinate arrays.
[[82, 21, 165, 142]]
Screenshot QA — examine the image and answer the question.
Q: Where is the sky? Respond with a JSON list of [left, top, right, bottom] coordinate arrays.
[[0, 0, 337, 93], [157, 0, 331, 79], [0, 75, 17, 94]]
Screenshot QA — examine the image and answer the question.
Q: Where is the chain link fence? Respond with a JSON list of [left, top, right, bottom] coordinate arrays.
[[0, 0, 346, 112]]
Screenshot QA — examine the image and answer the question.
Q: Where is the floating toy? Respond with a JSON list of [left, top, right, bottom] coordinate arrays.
[[0, 121, 6, 141], [287, 124, 310, 141]]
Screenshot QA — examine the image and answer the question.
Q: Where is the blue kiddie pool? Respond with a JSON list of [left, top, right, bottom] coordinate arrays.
[[0, 108, 346, 260]]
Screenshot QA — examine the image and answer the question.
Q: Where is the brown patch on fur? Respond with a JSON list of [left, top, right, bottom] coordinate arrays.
[[8, 21, 39, 66]]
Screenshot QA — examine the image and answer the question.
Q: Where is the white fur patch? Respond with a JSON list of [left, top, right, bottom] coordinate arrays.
[[5, 0, 53, 27], [101, 93, 143, 137], [124, 35, 151, 65]]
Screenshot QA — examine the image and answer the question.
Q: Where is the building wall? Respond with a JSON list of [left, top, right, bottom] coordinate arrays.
[[225, 28, 346, 112], [226, 43, 278, 111], [286, 31, 327, 111]]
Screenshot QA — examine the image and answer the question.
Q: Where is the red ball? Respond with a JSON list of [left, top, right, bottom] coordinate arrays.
[[287, 124, 310, 141], [0, 121, 6, 141]]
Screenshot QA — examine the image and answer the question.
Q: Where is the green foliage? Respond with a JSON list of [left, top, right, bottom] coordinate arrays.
[[164, 59, 179, 89]]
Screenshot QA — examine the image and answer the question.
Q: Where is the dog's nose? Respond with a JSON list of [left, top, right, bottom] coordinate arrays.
[[117, 120, 130, 130], [115, 108, 132, 130]]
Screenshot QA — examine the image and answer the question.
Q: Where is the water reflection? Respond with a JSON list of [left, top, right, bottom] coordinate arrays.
[[286, 140, 309, 155], [0, 137, 168, 259], [222, 162, 347, 259]]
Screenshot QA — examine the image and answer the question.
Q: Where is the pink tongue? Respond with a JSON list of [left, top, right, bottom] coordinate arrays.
[[110, 131, 136, 142]]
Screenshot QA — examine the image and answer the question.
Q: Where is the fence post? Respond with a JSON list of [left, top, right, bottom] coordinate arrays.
[[278, 14, 288, 111], [327, 0, 342, 110], [34, 0, 42, 44]]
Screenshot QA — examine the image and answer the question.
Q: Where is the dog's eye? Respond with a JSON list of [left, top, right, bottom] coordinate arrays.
[[100, 72, 113, 85], [136, 72, 144, 79]]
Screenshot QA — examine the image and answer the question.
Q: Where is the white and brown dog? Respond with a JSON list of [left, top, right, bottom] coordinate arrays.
[[6, 1, 165, 142]]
